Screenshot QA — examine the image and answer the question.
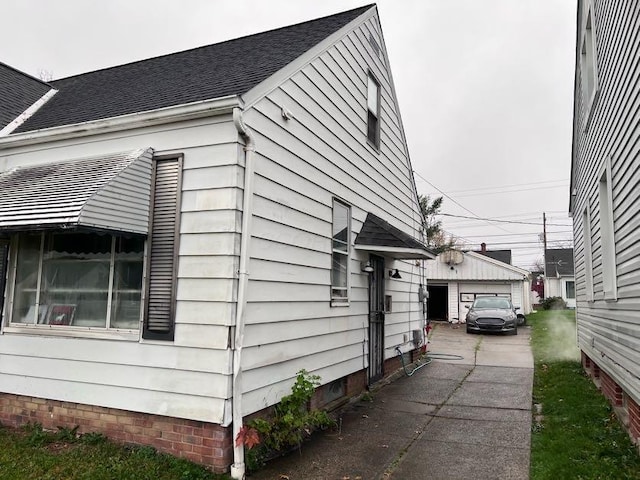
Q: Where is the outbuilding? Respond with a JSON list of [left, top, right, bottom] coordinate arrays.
[[424, 250, 532, 323]]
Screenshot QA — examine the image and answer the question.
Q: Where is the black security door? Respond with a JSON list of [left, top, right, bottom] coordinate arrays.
[[368, 255, 385, 383]]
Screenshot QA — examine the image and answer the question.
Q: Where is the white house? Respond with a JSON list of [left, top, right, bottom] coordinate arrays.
[[569, 0, 640, 445], [0, 6, 434, 476], [423, 250, 531, 324], [544, 248, 576, 308]]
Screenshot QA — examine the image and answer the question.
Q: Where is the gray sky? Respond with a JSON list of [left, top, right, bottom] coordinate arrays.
[[1, 0, 577, 270]]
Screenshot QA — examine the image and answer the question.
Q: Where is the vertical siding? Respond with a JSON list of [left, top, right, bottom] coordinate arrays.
[[0, 117, 239, 423], [448, 282, 459, 321], [240, 15, 425, 412], [572, 1, 640, 403]]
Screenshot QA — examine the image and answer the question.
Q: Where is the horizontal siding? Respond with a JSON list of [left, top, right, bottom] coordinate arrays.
[[573, 0, 640, 403], [0, 116, 240, 423], [239, 16, 425, 416]]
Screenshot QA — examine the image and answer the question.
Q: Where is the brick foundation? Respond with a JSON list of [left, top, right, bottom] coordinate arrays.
[[582, 351, 640, 446], [0, 394, 232, 473]]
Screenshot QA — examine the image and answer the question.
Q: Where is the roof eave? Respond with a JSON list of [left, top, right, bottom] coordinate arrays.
[[354, 244, 436, 260], [0, 95, 243, 149], [465, 251, 531, 276]]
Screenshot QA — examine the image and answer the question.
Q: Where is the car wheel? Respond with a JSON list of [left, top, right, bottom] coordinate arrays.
[[466, 326, 473, 334], [517, 314, 526, 326]]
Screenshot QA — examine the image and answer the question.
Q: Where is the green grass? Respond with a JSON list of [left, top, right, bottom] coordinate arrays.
[[0, 423, 230, 480], [529, 310, 640, 480]]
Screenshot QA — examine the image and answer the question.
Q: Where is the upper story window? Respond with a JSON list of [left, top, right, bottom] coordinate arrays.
[[367, 73, 381, 149], [10, 232, 144, 329], [331, 199, 350, 302], [580, 2, 598, 127], [582, 206, 594, 301]]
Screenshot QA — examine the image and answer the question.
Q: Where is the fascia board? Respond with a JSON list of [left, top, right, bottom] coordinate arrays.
[[240, 6, 377, 110], [0, 95, 243, 149]]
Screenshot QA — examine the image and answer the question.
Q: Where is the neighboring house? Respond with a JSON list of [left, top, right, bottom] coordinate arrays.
[[0, 6, 434, 476], [544, 248, 576, 308], [423, 250, 531, 323], [570, 1, 640, 445], [474, 242, 512, 265]]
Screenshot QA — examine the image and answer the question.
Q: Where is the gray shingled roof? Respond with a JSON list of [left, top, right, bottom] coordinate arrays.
[[475, 249, 512, 265], [0, 62, 51, 130], [15, 5, 371, 133], [355, 213, 430, 251], [545, 248, 574, 276]]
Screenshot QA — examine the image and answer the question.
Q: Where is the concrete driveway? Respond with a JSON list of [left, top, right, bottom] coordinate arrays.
[[249, 322, 534, 480]]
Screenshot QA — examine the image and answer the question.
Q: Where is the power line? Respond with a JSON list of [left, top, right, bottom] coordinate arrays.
[[440, 212, 572, 227], [413, 171, 512, 233], [460, 230, 573, 238], [415, 177, 570, 195]]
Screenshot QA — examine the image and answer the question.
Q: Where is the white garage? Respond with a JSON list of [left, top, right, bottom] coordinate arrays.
[[424, 250, 532, 323]]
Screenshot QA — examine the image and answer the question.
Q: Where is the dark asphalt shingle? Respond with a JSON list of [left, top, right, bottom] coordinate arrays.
[[15, 5, 372, 133], [0, 62, 51, 129], [355, 212, 429, 251], [475, 249, 512, 265]]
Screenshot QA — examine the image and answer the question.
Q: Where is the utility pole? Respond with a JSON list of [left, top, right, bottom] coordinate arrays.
[[543, 212, 548, 277]]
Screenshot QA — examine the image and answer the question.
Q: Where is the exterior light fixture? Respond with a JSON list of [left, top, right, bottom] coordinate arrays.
[[390, 269, 402, 279], [361, 261, 374, 273]]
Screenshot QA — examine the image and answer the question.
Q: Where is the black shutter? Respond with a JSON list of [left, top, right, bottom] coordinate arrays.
[[0, 238, 8, 323], [143, 156, 182, 340]]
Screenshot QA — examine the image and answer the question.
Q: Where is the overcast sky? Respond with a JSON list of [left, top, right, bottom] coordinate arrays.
[[1, 0, 577, 269]]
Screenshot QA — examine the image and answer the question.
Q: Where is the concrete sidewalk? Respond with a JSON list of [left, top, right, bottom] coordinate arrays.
[[249, 323, 534, 480]]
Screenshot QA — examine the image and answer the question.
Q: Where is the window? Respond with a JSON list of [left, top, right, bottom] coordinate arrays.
[[331, 200, 350, 301], [583, 206, 594, 301], [565, 281, 576, 300], [143, 155, 182, 340], [367, 73, 380, 148], [598, 157, 616, 300], [10, 232, 144, 329], [580, 2, 598, 126]]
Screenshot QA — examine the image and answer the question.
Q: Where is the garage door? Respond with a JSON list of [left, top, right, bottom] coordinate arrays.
[[458, 283, 511, 323]]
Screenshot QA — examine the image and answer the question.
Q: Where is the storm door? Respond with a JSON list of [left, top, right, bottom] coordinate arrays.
[[368, 255, 385, 383]]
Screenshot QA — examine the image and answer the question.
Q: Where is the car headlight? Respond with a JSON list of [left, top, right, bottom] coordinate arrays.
[[506, 312, 516, 321]]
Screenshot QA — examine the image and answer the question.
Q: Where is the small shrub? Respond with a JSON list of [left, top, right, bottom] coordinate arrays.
[[241, 369, 336, 471], [540, 296, 567, 310]]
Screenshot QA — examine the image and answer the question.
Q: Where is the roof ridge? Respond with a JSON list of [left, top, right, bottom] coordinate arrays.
[[51, 4, 375, 83], [0, 61, 53, 89]]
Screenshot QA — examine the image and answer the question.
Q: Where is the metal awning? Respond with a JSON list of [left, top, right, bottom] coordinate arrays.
[[354, 212, 436, 260], [0, 148, 153, 234]]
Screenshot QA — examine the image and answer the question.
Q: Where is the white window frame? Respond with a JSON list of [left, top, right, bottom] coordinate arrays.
[[367, 72, 381, 150], [580, 0, 599, 129], [5, 231, 144, 338], [598, 156, 617, 301], [331, 199, 351, 304], [582, 205, 594, 301]]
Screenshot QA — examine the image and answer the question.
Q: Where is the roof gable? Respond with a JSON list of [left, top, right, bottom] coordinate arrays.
[[474, 249, 512, 265], [545, 248, 574, 276], [15, 6, 371, 133], [424, 250, 529, 281], [0, 62, 51, 130]]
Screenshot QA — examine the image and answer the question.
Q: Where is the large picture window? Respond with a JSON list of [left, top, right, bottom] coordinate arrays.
[[10, 231, 144, 329], [331, 200, 350, 301]]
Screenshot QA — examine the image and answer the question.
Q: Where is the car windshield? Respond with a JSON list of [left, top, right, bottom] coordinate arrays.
[[472, 297, 511, 309]]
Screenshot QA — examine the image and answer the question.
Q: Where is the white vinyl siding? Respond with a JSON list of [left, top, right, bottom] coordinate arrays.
[[572, 0, 640, 405], [0, 116, 238, 424], [239, 14, 425, 413]]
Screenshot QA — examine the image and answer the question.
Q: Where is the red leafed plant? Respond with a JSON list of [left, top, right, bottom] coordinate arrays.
[[235, 425, 261, 449]]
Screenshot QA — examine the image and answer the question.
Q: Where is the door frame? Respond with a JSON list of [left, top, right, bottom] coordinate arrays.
[[368, 254, 385, 383]]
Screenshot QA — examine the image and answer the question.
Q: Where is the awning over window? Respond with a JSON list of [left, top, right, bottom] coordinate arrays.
[[0, 148, 153, 234], [354, 212, 436, 260]]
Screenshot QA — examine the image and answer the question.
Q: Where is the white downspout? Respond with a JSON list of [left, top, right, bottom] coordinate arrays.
[[230, 107, 255, 480]]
